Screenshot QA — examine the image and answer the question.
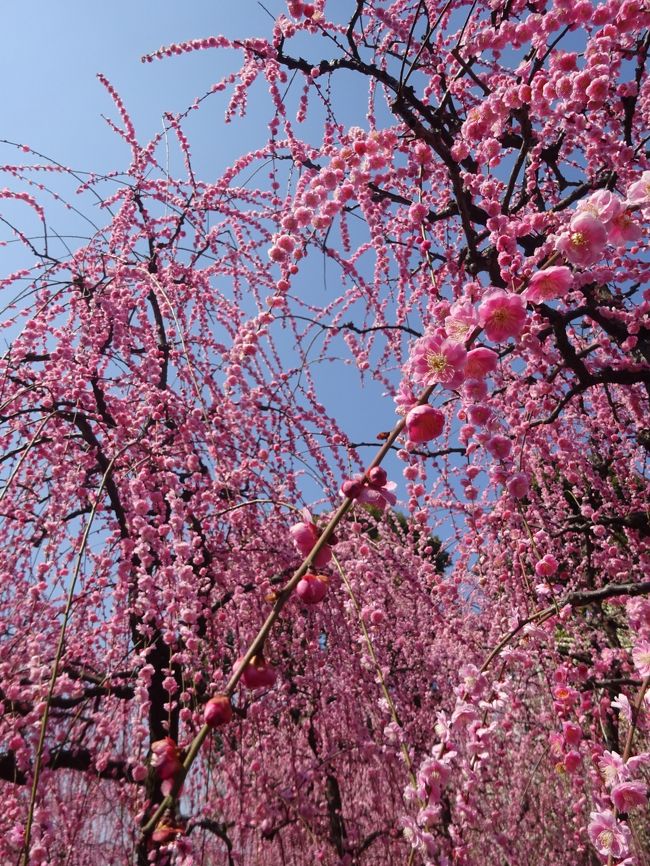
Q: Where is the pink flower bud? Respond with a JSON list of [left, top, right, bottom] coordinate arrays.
[[204, 694, 233, 728], [367, 466, 388, 488], [405, 405, 445, 442], [239, 655, 277, 689], [296, 573, 329, 604]]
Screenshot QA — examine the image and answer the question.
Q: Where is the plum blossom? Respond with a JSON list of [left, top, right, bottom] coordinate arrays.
[[444, 299, 478, 343], [632, 640, 650, 678], [607, 210, 643, 245], [296, 572, 328, 604], [409, 329, 467, 388], [485, 435, 512, 460], [611, 780, 647, 812], [465, 347, 498, 378], [341, 474, 397, 511], [290, 509, 332, 567], [405, 405, 445, 443], [478, 290, 527, 342], [598, 750, 627, 787], [587, 810, 631, 859], [555, 212, 607, 267], [507, 472, 530, 498], [626, 170, 650, 206], [577, 189, 624, 224], [151, 737, 183, 795], [523, 266, 573, 303]]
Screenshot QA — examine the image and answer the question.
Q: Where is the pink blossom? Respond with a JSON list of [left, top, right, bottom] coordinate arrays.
[[611, 780, 647, 812], [465, 347, 498, 378], [562, 721, 582, 747], [564, 750, 581, 773], [478, 290, 527, 343], [405, 405, 445, 443], [598, 750, 627, 787], [204, 695, 233, 728], [341, 475, 397, 511], [577, 189, 625, 224], [444, 300, 478, 343], [238, 655, 277, 689], [485, 435, 512, 460], [632, 640, 650, 678], [626, 170, 650, 206], [296, 572, 328, 604], [555, 212, 607, 267], [607, 210, 642, 246], [523, 266, 573, 303], [409, 330, 467, 389], [587, 810, 631, 859], [463, 379, 488, 404], [507, 472, 529, 498], [467, 404, 491, 426], [290, 510, 332, 567], [535, 554, 558, 577], [151, 737, 182, 794]]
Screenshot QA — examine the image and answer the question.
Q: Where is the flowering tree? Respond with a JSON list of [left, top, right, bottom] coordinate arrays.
[[1, 1, 650, 864]]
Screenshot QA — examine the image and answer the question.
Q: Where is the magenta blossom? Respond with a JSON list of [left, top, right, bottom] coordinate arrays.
[[611, 780, 647, 812], [478, 290, 527, 343], [555, 212, 607, 267], [464, 378, 488, 401], [289, 508, 332, 567], [409, 329, 467, 389], [238, 655, 277, 689], [523, 266, 573, 304], [405, 405, 445, 443], [587, 810, 631, 859]]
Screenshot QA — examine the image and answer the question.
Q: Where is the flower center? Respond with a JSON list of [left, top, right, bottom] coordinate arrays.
[[427, 353, 448, 375], [571, 231, 586, 247], [597, 830, 613, 852]]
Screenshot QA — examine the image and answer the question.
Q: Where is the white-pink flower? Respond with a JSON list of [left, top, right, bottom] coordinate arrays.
[[626, 170, 650, 206], [588, 810, 631, 858], [632, 640, 650, 678], [611, 780, 647, 812]]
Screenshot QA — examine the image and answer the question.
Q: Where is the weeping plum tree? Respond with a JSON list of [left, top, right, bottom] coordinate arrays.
[[1, 1, 650, 864]]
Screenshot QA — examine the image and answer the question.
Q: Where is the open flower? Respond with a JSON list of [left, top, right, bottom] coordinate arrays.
[[632, 640, 650, 678], [555, 212, 607, 267], [611, 780, 647, 812], [626, 170, 650, 206], [409, 329, 467, 389], [444, 299, 478, 343], [587, 810, 631, 859], [478, 290, 527, 342], [523, 266, 573, 303]]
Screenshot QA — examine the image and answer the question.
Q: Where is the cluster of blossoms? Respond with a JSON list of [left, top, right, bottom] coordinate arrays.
[[1, 1, 649, 865]]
